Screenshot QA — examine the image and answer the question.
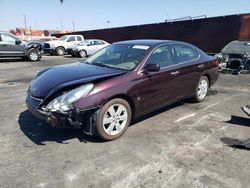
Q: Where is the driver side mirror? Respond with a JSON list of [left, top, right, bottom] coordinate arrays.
[[144, 64, 160, 72], [15, 40, 22, 45]]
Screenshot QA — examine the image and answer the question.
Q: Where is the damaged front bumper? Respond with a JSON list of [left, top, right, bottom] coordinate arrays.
[[26, 95, 99, 134]]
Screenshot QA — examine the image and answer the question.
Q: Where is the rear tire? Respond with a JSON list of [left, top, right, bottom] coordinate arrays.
[[194, 76, 209, 102], [56, 47, 65, 56], [95, 98, 132, 141], [27, 49, 40, 61], [79, 50, 87, 58]]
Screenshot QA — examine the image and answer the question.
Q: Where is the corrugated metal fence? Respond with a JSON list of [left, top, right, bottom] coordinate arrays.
[[55, 14, 250, 53]]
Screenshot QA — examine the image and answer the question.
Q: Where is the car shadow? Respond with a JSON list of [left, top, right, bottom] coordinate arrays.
[[226, 115, 250, 127], [18, 110, 103, 145], [63, 55, 85, 59], [0, 58, 24, 63], [221, 115, 250, 151], [221, 137, 250, 151]]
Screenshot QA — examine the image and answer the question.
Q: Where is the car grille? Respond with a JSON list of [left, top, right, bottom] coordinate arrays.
[[43, 43, 50, 48], [27, 94, 43, 108]]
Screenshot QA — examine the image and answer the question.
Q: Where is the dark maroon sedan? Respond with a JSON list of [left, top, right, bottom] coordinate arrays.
[[26, 40, 219, 140]]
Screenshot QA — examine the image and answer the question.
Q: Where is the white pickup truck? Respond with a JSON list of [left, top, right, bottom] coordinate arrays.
[[43, 35, 84, 55]]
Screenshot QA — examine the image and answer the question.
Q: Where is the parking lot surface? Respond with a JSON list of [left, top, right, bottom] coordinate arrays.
[[0, 56, 250, 188]]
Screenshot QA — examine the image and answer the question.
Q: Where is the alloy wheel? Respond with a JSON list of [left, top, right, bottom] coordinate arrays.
[[197, 78, 208, 100], [29, 51, 38, 61], [103, 104, 128, 136]]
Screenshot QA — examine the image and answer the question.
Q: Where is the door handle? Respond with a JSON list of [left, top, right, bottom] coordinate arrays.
[[198, 64, 204, 68], [171, 71, 180, 76]]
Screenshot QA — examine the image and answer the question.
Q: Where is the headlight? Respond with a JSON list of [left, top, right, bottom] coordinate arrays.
[[223, 54, 229, 62], [46, 83, 94, 112]]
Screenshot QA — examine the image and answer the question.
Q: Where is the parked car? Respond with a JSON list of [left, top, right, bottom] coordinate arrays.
[[0, 32, 42, 61], [26, 40, 219, 140], [43, 35, 84, 56], [66, 39, 110, 58], [216, 40, 250, 70]]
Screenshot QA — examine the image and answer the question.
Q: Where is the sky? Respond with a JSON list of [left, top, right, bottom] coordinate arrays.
[[0, 0, 249, 32]]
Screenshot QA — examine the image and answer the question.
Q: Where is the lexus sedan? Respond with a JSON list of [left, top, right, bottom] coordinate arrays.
[[26, 40, 219, 140], [66, 39, 110, 58]]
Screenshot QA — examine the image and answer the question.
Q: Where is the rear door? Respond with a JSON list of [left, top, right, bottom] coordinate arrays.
[[0, 33, 25, 56], [172, 43, 204, 99], [95, 40, 106, 52], [136, 44, 180, 115], [86, 40, 98, 55]]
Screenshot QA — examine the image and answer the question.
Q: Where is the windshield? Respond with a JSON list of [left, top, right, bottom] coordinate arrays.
[[59, 36, 68, 41], [85, 44, 149, 70], [222, 41, 250, 54]]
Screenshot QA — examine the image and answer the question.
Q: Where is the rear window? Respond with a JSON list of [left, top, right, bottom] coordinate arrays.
[[77, 36, 83, 41]]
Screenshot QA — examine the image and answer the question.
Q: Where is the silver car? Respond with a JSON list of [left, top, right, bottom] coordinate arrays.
[[66, 39, 110, 58]]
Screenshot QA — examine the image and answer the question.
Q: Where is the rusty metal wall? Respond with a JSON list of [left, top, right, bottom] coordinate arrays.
[[56, 14, 250, 53]]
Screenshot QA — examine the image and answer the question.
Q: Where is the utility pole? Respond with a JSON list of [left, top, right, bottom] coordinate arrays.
[[29, 26, 32, 39], [24, 14, 27, 29], [60, 0, 64, 32], [73, 21, 75, 32], [23, 14, 27, 39]]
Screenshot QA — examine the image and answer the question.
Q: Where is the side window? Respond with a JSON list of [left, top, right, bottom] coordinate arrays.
[[145, 44, 175, 68], [96, 40, 104, 45], [77, 36, 82, 41], [67, 36, 76, 42], [173, 44, 199, 63], [1, 34, 17, 44], [90, 41, 95, 45]]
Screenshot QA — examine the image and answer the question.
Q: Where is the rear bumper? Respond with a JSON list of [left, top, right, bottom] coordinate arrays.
[[210, 67, 219, 86]]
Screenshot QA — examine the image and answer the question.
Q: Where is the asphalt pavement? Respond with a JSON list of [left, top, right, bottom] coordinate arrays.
[[0, 55, 249, 188]]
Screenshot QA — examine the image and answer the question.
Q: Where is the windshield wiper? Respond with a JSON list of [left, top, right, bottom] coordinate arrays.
[[92, 62, 112, 68]]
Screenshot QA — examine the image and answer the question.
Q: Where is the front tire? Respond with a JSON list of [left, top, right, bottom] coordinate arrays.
[[27, 49, 40, 61], [56, 47, 65, 56], [95, 98, 132, 141], [79, 50, 87, 58], [194, 76, 209, 102]]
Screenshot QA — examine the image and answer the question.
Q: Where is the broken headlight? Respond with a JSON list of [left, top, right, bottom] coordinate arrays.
[[46, 83, 94, 112]]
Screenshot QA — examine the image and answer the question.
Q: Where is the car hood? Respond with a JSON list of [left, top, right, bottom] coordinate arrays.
[[30, 63, 126, 98]]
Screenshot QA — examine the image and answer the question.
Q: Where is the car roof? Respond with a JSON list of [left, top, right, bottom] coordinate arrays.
[[62, 35, 82, 37], [85, 39, 104, 41], [114, 39, 183, 47]]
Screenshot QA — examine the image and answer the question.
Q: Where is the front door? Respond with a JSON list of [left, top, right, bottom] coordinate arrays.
[[136, 44, 180, 115]]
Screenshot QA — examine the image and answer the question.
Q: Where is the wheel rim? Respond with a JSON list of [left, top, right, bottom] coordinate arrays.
[[79, 51, 86, 57], [197, 79, 208, 100], [30, 52, 38, 61], [103, 104, 128, 136], [57, 48, 64, 55]]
